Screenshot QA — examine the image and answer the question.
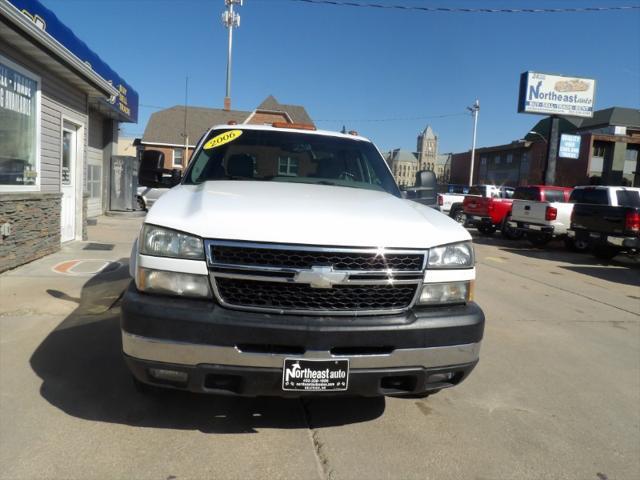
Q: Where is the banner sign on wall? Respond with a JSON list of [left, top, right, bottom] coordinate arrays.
[[558, 134, 581, 159], [518, 71, 595, 118], [7, 0, 138, 123]]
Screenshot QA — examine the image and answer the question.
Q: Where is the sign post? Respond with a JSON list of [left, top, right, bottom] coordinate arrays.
[[544, 117, 560, 185]]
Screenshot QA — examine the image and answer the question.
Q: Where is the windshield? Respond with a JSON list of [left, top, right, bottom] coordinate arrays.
[[184, 128, 400, 196]]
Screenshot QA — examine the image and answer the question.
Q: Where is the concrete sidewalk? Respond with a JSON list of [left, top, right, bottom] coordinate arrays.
[[0, 215, 142, 317]]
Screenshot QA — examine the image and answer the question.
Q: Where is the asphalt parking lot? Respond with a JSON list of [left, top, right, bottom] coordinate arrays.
[[1, 220, 638, 480]]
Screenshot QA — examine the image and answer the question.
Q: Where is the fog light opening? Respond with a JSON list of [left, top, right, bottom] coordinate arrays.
[[380, 375, 417, 392], [427, 372, 455, 384], [148, 368, 188, 385]]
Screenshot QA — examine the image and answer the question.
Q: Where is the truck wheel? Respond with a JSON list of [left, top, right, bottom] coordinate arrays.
[[501, 215, 523, 240], [451, 208, 466, 225], [527, 232, 552, 247], [477, 224, 496, 236], [593, 246, 618, 261], [564, 237, 589, 253]]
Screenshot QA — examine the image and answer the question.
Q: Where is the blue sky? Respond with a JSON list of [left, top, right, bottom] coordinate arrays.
[[41, 0, 640, 153]]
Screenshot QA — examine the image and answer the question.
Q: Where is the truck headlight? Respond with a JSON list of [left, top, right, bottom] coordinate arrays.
[[418, 281, 473, 305], [140, 224, 204, 260], [427, 241, 474, 268], [136, 267, 211, 298]]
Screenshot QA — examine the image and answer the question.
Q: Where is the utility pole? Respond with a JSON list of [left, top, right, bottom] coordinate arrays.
[[467, 99, 480, 186], [183, 76, 189, 165], [221, 0, 242, 111]]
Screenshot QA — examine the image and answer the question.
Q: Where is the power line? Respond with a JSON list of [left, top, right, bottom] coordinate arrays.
[[288, 0, 640, 14], [314, 112, 468, 123]]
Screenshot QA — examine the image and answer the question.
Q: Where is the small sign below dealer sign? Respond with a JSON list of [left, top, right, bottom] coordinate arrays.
[[559, 134, 582, 159]]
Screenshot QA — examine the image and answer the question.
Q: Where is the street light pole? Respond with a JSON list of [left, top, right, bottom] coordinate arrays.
[[222, 0, 242, 111], [467, 99, 480, 186]]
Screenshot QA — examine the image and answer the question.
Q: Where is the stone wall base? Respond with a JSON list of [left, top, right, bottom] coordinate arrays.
[[0, 193, 62, 273]]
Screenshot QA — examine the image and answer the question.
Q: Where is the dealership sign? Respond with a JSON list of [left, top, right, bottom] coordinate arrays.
[[518, 71, 595, 118], [559, 134, 581, 159]]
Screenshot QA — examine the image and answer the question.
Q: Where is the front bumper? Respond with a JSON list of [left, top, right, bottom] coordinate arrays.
[[121, 283, 484, 396]]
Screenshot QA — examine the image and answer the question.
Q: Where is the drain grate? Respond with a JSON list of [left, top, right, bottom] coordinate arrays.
[[83, 243, 115, 251]]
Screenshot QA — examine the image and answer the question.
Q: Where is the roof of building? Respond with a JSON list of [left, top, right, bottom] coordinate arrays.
[[142, 95, 314, 146], [436, 153, 452, 165], [142, 106, 250, 146], [419, 125, 436, 138], [386, 149, 418, 163], [577, 107, 640, 130], [255, 95, 314, 125], [525, 107, 640, 141]]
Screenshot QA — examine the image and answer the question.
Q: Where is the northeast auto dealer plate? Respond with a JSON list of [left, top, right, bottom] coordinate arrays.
[[282, 358, 349, 391]]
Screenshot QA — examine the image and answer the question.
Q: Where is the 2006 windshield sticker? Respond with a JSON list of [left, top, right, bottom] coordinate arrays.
[[203, 129, 243, 149]]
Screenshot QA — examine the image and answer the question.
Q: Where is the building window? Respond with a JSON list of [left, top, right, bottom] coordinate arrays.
[[173, 148, 184, 167], [495, 155, 501, 164], [278, 156, 299, 176], [0, 56, 41, 190], [507, 154, 513, 164], [87, 164, 101, 199], [480, 156, 487, 165]]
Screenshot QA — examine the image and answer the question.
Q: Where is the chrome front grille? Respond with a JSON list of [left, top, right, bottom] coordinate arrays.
[[210, 244, 424, 271], [205, 240, 427, 315]]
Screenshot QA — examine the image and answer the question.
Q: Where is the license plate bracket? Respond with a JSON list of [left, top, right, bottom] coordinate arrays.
[[282, 358, 349, 391]]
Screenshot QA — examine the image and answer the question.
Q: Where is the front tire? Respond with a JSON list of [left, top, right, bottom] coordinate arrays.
[[136, 196, 147, 211], [477, 224, 496, 236], [451, 208, 466, 225]]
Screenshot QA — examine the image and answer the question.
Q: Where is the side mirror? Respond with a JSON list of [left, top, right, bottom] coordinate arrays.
[[411, 170, 439, 208], [416, 170, 437, 189], [138, 150, 166, 188]]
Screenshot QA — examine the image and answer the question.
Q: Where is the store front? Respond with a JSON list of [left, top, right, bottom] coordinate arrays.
[[0, 0, 138, 272]]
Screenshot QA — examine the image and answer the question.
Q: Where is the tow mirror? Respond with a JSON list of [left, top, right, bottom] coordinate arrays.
[[139, 150, 169, 188], [410, 170, 439, 209]]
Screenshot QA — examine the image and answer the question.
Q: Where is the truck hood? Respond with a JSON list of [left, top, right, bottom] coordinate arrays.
[[145, 181, 470, 249]]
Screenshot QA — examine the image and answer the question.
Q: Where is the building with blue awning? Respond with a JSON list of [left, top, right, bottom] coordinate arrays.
[[0, 0, 139, 271]]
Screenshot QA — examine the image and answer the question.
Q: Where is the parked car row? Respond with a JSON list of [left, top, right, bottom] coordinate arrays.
[[438, 183, 640, 261]]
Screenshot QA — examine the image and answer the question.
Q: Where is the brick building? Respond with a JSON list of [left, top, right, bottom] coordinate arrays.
[[450, 107, 640, 188], [140, 95, 314, 170]]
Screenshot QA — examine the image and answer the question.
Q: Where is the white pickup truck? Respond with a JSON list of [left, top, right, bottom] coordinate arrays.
[[509, 186, 576, 247], [122, 123, 484, 398]]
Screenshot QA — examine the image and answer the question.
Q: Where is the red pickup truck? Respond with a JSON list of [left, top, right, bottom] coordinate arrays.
[[463, 185, 572, 238]]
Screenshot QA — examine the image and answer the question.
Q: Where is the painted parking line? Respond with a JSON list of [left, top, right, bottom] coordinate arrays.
[[52, 259, 121, 276]]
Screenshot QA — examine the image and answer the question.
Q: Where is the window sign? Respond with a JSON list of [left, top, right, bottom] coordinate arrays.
[[0, 57, 40, 188], [559, 134, 581, 159]]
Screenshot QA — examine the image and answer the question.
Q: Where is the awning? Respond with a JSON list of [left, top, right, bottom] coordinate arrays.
[[1, 0, 138, 123]]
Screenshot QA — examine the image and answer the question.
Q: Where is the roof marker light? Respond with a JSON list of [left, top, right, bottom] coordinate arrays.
[[272, 122, 317, 131]]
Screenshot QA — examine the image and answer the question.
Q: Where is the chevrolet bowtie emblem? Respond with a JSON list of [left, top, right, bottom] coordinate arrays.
[[294, 266, 348, 289]]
